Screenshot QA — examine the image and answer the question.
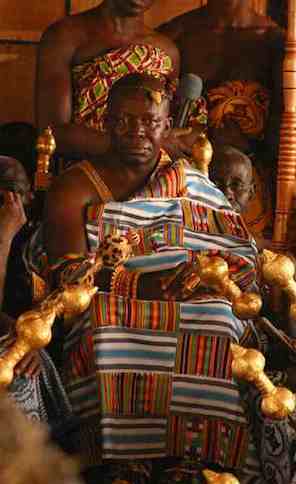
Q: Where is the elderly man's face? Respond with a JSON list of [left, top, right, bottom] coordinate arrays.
[[108, 89, 171, 167], [211, 159, 254, 213], [112, 0, 154, 16]]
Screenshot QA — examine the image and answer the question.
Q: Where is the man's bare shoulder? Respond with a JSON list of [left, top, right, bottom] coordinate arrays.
[[148, 30, 180, 74], [47, 164, 90, 210], [158, 7, 206, 41], [40, 7, 102, 51]]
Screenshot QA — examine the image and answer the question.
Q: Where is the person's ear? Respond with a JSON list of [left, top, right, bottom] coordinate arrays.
[[162, 116, 173, 138]]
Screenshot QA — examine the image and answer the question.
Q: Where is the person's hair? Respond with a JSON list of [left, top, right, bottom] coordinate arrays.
[[0, 392, 81, 484], [211, 144, 253, 172], [108, 73, 173, 113]]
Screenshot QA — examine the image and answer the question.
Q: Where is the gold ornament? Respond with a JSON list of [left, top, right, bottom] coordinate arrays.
[[0, 231, 136, 388], [195, 254, 262, 319], [203, 469, 240, 484], [260, 249, 296, 322], [0, 283, 98, 389], [34, 126, 56, 190], [191, 133, 213, 176], [231, 344, 296, 419]]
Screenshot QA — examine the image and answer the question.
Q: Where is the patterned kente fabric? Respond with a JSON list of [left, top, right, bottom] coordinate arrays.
[[207, 80, 272, 236], [0, 334, 73, 427], [60, 152, 265, 479], [72, 44, 173, 131]]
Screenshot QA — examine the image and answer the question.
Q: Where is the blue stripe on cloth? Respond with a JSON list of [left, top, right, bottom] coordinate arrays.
[[171, 376, 247, 423], [93, 328, 177, 372]]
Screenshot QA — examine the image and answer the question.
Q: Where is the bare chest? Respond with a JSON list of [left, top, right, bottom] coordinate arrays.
[[180, 29, 273, 86]]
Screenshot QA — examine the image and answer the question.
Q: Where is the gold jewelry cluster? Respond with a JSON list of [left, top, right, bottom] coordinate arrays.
[[0, 231, 135, 389]]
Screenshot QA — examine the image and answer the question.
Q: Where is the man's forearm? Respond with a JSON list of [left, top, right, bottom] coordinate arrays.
[[51, 124, 111, 158]]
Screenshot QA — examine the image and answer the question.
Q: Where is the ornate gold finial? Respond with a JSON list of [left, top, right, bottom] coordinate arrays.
[[260, 249, 296, 321], [231, 343, 296, 419], [194, 254, 262, 319], [191, 132, 213, 177], [34, 126, 56, 190], [203, 469, 240, 484]]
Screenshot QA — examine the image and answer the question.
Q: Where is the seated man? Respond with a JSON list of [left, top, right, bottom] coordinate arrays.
[[0, 156, 73, 450], [209, 145, 274, 250], [209, 145, 254, 218], [41, 73, 293, 483]]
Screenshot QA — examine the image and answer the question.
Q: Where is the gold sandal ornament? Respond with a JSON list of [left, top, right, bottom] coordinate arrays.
[[231, 344, 296, 419]]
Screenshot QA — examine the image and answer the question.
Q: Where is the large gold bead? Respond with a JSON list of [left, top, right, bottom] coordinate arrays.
[[232, 292, 262, 319], [16, 307, 56, 349], [231, 344, 265, 381], [61, 285, 98, 319], [198, 256, 229, 288], [262, 387, 296, 419], [261, 250, 295, 286]]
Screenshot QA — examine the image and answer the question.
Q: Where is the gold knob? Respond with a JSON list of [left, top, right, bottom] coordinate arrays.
[[196, 255, 262, 319], [191, 133, 213, 176], [261, 249, 296, 323], [231, 343, 296, 419], [203, 469, 240, 483]]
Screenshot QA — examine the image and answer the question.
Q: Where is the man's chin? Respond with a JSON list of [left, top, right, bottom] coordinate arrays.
[[120, 150, 153, 165]]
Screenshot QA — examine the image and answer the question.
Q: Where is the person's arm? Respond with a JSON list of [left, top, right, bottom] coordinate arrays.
[[0, 192, 27, 309], [36, 20, 110, 159], [44, 168, 90, 264]]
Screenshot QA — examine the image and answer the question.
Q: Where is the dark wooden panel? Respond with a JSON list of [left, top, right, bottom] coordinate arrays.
[[0, 43, 37, 124], [0, 0, 65, 41]]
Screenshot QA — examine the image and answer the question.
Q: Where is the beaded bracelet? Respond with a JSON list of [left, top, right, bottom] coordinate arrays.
[[110, 265, 141, 299]]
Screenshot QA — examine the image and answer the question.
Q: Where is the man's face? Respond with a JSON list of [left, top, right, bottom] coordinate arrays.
[[112, 0, 153, 16], [108, 90, 171, 168], [211, 160, 253, 213]]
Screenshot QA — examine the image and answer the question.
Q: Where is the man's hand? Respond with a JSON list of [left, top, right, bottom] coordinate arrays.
[[163, 125, 204, 159], [14, 350, 42, 379], [0, 191, 27, 244]]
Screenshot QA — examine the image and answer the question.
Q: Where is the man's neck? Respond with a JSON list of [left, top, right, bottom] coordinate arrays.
[[99, 153, 159, 201], [101, 1, 146, 36], [206, 1, 255, 29]]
